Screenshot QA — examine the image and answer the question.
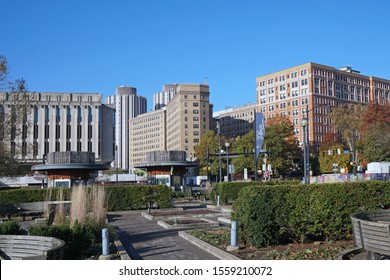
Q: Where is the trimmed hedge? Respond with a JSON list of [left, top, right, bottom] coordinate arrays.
[[0, 185, 172, 212], [210, 180, 301, 205], [105, 185, 172, 211], [232, 181, 390, 247]]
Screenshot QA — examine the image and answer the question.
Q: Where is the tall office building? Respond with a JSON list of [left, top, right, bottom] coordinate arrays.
[[213, 103, 257, 138], [256, 62, 390, 149], [0, 91, 115, 164], [129, 84, 212, 167], [166, 84, 212, 159], [129, 108, 167, 167], [112, 86, 147, 171], [153, 84, 178, 110]]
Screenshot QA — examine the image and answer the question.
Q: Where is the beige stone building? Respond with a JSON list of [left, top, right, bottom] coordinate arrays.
[[256, 62, 390, 148], [129, 108, 166, 167], [129, 84, 212, 168], [213, 103, 257, 138], [166, 84, 212, 158]]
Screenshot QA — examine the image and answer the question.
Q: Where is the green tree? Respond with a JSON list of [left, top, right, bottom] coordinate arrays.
[[263, 115, 301, 178], [194, 130, 228, 181], [231, 130, 255, 179], [318, 144, 350, 174]]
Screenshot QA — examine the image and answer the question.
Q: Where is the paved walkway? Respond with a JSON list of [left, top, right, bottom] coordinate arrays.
[[108, 212, 219, 260]]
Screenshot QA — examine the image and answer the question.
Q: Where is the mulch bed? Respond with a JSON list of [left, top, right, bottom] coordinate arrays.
[[149, 209, 217, 217], [165, 219, 208, 225]]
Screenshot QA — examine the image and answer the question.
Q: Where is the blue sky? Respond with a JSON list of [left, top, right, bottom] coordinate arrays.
[[1, 0, 389, 111]]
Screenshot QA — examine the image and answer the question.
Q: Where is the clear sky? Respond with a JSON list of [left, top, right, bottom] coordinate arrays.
[[1, 0, 389, 111]]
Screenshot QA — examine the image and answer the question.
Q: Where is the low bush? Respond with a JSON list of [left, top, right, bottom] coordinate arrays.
[[105, 185, 172, 211], [210, 180, 301, 205], [0, 185, 172, 212], [28, 221, 102, 259], [232, 181, 390, 247], [0, 221, 21, 234]]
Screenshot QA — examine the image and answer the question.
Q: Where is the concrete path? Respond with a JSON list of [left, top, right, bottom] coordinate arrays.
[[108, 212, 219, 260]]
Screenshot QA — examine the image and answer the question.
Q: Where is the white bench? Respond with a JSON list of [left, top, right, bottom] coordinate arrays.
[[351, 210, 390, 260], [0, 235, 65, 260]]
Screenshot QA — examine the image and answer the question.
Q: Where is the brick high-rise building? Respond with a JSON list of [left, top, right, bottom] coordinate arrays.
[[256, 62, 390, 149]]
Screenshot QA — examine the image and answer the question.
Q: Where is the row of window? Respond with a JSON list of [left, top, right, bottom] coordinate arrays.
[[258, 69, 309, 87]]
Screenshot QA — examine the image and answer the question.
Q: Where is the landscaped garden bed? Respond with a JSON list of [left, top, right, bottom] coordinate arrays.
[[157, 218, 219, 229], [142, 208, 228, 220], [191, 228, 356, 260]]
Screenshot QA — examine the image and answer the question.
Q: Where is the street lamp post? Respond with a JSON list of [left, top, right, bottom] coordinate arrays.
[[300, 103, 331, 184], [217, 121, 222, 183], [225, 142, 230, 182], [301, 118, 309, 184]]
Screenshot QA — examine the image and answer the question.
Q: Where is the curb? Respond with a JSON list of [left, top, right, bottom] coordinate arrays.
[[178, 231, 241, 260], [335, 247, 364, 260]]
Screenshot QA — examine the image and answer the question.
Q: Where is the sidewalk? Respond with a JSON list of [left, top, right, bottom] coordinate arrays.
[[108, 211, 220, 260]]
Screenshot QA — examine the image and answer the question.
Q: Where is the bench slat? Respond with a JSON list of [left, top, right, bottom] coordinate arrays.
[[0, 235, 64, 260]]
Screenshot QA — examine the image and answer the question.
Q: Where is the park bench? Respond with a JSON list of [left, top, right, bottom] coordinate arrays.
[[0, 235, 65, 260], [351, 210, 390, 260]]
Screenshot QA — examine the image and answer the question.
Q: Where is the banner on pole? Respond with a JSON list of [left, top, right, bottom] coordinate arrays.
[[255, 112, 265, 163]]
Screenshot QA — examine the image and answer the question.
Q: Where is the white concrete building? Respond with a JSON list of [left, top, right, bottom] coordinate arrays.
[[0, 91, 115, 164], [107, 86, 147, 171], [153, 84, 178, 110]]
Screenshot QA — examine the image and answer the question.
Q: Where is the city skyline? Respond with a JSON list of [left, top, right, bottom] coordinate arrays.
[[2, 0, 390, 111]]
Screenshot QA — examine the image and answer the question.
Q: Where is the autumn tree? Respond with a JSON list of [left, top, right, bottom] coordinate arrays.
[[330, 103, 365, 152], [360, 103, 390, 163], [263, 115, 301, 178]]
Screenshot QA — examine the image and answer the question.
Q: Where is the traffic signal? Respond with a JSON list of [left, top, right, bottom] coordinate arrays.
[[244, 148, 248, 157]]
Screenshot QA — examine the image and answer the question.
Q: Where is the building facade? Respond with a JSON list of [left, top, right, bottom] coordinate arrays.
[[166, 84, 212, 159], [0, 91, 115, 164], [256, 62, 390, 148], [213, 103, 257, 138], [128, 84, 212, 168], [153, 84, 178, 110], [106, 86, 147, 171], [129, 108, 167, 167]]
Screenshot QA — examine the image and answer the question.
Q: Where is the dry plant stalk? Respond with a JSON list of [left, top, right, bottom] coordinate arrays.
[[70, 185, 106, 227], [53, 188, 66, 225]]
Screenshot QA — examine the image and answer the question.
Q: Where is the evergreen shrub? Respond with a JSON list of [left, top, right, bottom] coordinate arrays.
[[0, 221, 21, 234], [232, 181, 390, 247]]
